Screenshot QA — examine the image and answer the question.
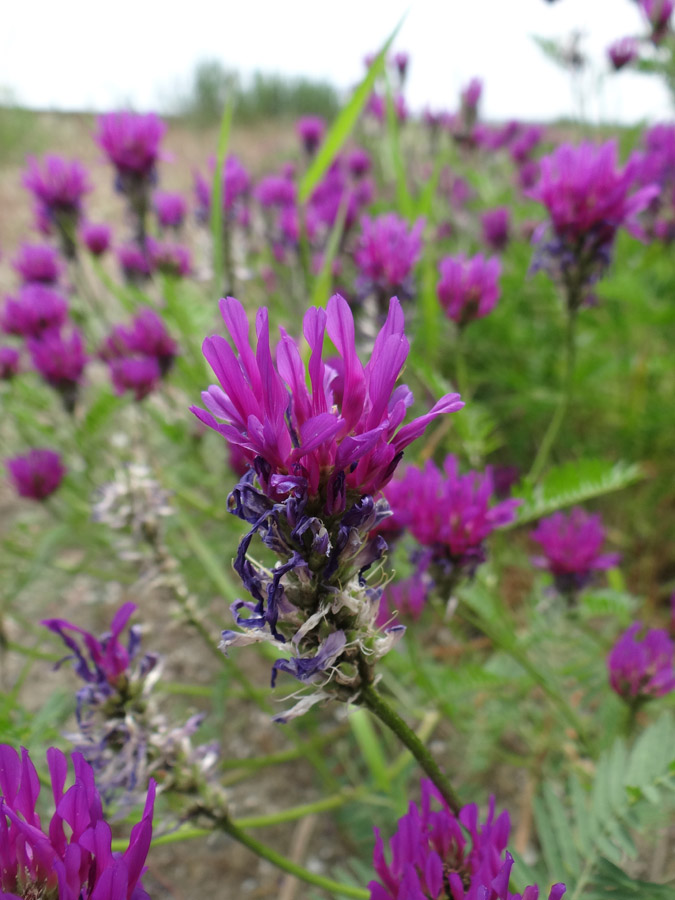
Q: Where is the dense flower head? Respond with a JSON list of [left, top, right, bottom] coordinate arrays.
[[370, 779, 565, 900], [116, 243, 154, 282], [305, 161, 369, 239], [437, 253, 501, 327], [607, 623, 675, 702], [376, 576, 428, 627], [147, 237, 191, 278], [254, 173, 297, 209], [461, 77, 483, 111], [153, 190, 187, 228], [81, 222, 112, 256], [393, 51, 409, 78], [366, 92, 386, 123], [6, 448, 65, 501], [29, 327, 86, 391], [481, 207, 510, 252], [530, 507, 620, 595], [640, 0, 674, 40], [1, 284, 69, 338], [110, 356, 162, 401], [22, 154, 90, 214], [382, 456, 520, 578], [194, 154, 251, 222], [608, 36, 638, 70], [0, 744, 155, 900], [12, 243, 63, 285], [296, 115, 325, 155], [354, 214, 424, 299], [100, 308, 177, 376], [0, 346, 20, 380], [509, 125, 544, 165], [96, 111, 166, 176], [193, 294, 463, 508], [347, 147, 372, 179]]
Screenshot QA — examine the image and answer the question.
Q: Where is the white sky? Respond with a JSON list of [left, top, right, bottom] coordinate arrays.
[[1, 0, 672, 123]]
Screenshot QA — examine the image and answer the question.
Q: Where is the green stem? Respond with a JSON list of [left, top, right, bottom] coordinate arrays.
[[454, 324, 470, 398], [359, 682, 461, 814], [219, 817, 369, 899], [529, 308, 577, 482]]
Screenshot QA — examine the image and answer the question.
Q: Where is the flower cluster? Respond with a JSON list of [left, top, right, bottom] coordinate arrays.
[[607, 623, 675, 703], [100, 307, 177, 401], [0, 346, 20, 380], [296, 115, 325, 156], [194, 294, 462, 716], [381, 456, 520, 594], [0, 745, 155, 900], [6, 448, 66, 501], [194, 154, 251, 225], [437, 253, 501, 327], [528, 141, 658, 308], [23, 154, 90, 256], [608, 36, 638, 70], [370, 779, 565, 900], [12, 243, 63, 285], [530, 507, 620, 598], [81, 221, 112, 256], [354, 214, 424, 309], [1, 285, 69, 338], [154, 190, 187, 230], [481, 206, 510, 252]]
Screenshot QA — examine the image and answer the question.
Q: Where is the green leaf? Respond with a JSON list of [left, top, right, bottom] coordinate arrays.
[[384, 76, 414, 220], [298, 18, 404, 204], [349, 708, 391, 795], [210, 94, 236, 292], [310, 195, 349, 308]]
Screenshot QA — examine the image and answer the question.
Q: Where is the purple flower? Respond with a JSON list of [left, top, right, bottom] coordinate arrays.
[[194, 155, 250, 223], [437, 253, 501, 327], [481, 207, 511, 252], [110, 355, 161, 401], [376, 577, 428, 627], [369, 779, 565, 900], [383, 456, 520, 587], [147, 237, 191, 278], [81, 222, 112, 256], [116, 242, 154, 284], [366, 92, 386, 124], [29, 327, 86, 412], [527, 141, 658, 306], [354, 214, 424, 304], [6, 448, 65, 500], [22, 154, 90, 220], [530, 507, 620, 596], [461, 77, 483, 111], [510, 126, 544, 165], [0, 744, 155, 900], [96, 111, 166, 177], [608, 36, 638, 70], [296, 116, 325, 155], [0, 346, 20, 380], [1, 285, 68, 338], [11, 243, 63, 285], [347, 148, 372, 179], [608, 623, 675, 702], [101, 307, 177, 378], [254, 174, 297, 209], [193, 294, 463, 506], [392, 51, 409, 79], [640, 0, 674, 41], [153, 190, 187, 229]]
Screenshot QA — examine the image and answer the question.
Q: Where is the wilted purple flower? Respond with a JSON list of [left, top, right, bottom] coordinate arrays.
[[608, 36, 639, 70], [528, 141, 658, 307], [530, 507, 620, 596], [296, 115, 326, 155], [116, 242, 154, 284], [369, 779, 565, 900], [347, 148, 372, 179], [194, 294, 462, 505], [147, 237, 191, 278], [0, 744, 155, 900], [0, 346, 20, 380], [11, 243, 63, 285], [481, 207, 511, 252], [354, 213, 424, 307], [382, 456, 520, 591], [23, 155, 90, 257], [96, 111, 166, 177], [1, 285, 68, 338], [153, 190, 187, 229], [29, 327, 86, 412], [81, 221, 112, 256], [640, 0, 674, 41], [437, 253, 501, 327], [608, 623, 675, 703], [110, 355, 161, 401], [6, 448, 65, 500]]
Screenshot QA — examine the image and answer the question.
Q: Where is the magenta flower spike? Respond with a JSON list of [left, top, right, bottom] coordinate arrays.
[[530, 507, 620, 597], [153, 190, 187, 230], [296, 116, 326, 156], [193, 294, 462, 506], [147, 238, 191, 278], [0, 346, 20, 380], [116, 242, 154, 284], [96, 111, 166, 178], [481, 207, 511, 252], [640, 0, 674, 41], [608, 623, 675, 703], [23, 155, 90, 257], [110, 355, 162, 401], [194, 155, 250, 224], [254, 174, 297, 209], [437, 253, 501, 327], [608, 36, 638, 70], [11, 243, 63, 285], [461, 77, 483, 111], [29, 327, 87, 412], [80, 222, 112, 256], [347, 148, 372, 179], [355, 214, 425, 308], [0, 744, 155, 900], [369, 779, 565, 900], [2, 285, 68, 339], [6, 448, 65, 501]]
